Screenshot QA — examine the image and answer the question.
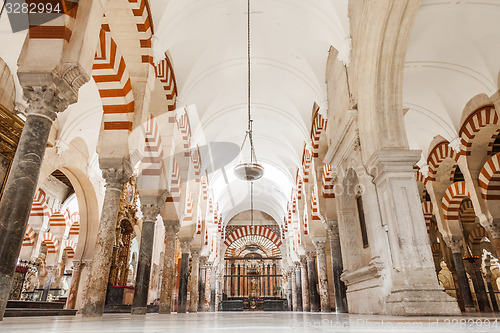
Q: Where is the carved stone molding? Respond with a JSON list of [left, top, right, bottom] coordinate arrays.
[[23, 86, 69, 120], [140, 202, 161, 223], [325, 220, 339, 238], [305, 251, 315, 261], [444, 236, 464, 254], [180, 241, 191, 254]]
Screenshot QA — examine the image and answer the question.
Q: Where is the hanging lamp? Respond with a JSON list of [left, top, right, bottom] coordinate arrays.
[[234, 0, 264, 182]]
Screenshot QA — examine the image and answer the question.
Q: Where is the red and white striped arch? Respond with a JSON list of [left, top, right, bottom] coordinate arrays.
[[468, 225, 488, 246], [190, 146, 201, 180], [427, 141, 458, 181], [28, 0, 79, 42], [93, 25, 135, 132], [478, 153, 500, 201], [155, 53, 178, 112], [22, 225, 35, 247], [63, 239, 77, 259], [302, 148, 313, 182], [166, 157, 180, 202], [421, 201, 434, 233], [142, 114, 163, 177], [40, 233, 59, 254], [310, 105, 327, 158], [459, 105, 498, 155], [224, 225, 282, 248], [49, 211, 68, 235], [176, 110, 192, 152], [322, 163, 335, 198], [129, 0, 154, 64], [459, 200, 476, 225], [310, 186, 320, 221], [442, 182, 471, 223]]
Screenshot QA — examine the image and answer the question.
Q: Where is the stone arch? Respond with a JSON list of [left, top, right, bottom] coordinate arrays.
[[40, 233, 59, 255], [224, 225, 282, 248], [459, 103, 499, 155], [427, 140, 459, 182], [22, 225, 35, 247], [0, 57, 16, 111], [441, 181, 471, 234], [478, 153, 500, 217], [421, 201, 434, 233]]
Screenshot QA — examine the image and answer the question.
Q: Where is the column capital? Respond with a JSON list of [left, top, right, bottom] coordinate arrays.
[[483, 221, 500, 239], [199, 256, 208, 267], [191, 249, 201, 261], [101, 165, 132, 190], [141, 202, 161, 224], [305, 251, 316, 261], [444, 236, 464, 254], [313, 239, 327, 253], [299, 255, 307, 267], [324, 220, 339, 238], [23, 86, 69, 121], [163, 220, 180, 234], [180, 241, 191, 254]]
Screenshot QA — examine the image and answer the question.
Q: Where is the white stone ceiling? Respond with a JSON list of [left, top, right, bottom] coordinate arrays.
[[404, 0, 500, 158], [151, 0, 350, 224]]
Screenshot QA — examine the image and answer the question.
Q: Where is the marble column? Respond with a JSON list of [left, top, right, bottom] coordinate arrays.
[[159, 221, 179, 314], [65, 261, 83, 309], [313, 240, 331, 312], [210, 268, 216, 312], [82, 166, 131, 317], [306, 251, 320, 312], [291, 266, 298, 311], [177, 242, 191, 313], [0, 86, 74, 320], [299, 256, 310, 311], [41, 266, 55, 301], [198, 257, 207, 312], [464, 257, 491, 312], [205, 264, 212, 311], [286, 271, 292, 311], [189, 250, 200, 312], [295, 263, 303, 311], [484, 254, 500, 312], [325, 220, 348, 313], [131, 200, 161, 315], [446, 237, 475, 312]]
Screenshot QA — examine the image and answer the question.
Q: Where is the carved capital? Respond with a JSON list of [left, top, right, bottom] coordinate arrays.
[[180, 241, 191, 254], [444, 236, 463, 254], [313, 239, 327, 254], [199, 256, 208, 268], [299, 255, 307, 267], [102, 167, 131, 190], [141, 202, 161, 223], [305, 251, 316, 262], [72, 260, 82, 272], [23, 86, 69, 120], [325, 220, 339, 238], [191, 249, 201, 261], [164, 220, 180, 237], [483, 221, 500, 239]]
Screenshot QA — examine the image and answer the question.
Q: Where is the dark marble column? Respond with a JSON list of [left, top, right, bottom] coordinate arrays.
[[65, 261, 83, 309], [300, 256, 310, 311], [189, 250, 200, 312], [177, 242, 191, 313], [313, 239, 332, 313], [464, 257, 491, 312], [210, 268, 216, 312], [306, 251, 320, 312], [159, 221, 179, 314], [484, 254, 500, 312], [41, 266, 55, 301], [131, 200, 161, 315], [198, 257, 207, 312], [326, 220, 348, 313], [81, 166, 131, 317], [447, 238, 475, 312], [0, 86, 73, 320], [295, 263, 303, 311]]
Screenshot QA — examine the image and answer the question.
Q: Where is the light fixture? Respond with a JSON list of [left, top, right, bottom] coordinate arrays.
[[234, 0, 264, 182]]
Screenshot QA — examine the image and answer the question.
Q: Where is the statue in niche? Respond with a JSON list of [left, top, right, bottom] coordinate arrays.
[[438, 261, 455, 291], [35, 254, 47, 289]]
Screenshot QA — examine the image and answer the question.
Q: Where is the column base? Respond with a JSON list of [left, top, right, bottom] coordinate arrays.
[[81, 303, 104, 317], [385, 285, 461, 316], [131, 307, 147, 315]]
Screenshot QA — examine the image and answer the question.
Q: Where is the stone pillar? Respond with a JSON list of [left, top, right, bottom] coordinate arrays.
[[198, 257, 207, 312], [131, 200, 161, 315], [189, 250, 200, 312], [291, 266, 297, 311], [484, 254, 500, 312], [325, 220, 348, 313], [204, 263, 212, 311], [41, 266, 55, 301], [484, 223, 500, 266], [0, 86, 75, 319], [446, 238, 475, 312], [66, 261, 83, 309], [286, 271, 292, 311], [82, 166, 131, 317], [177, 242, 190, 313], [159, 221, 179, 314], [295, 263, 303, 311], [300, 256, 310, 311], [306, 251, 320, 312], [366, 150, 461, 315], [313, 240, 331, 312]]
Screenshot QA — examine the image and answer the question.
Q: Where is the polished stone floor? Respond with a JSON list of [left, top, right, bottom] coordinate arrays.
[[1, 312, 500, 333]]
